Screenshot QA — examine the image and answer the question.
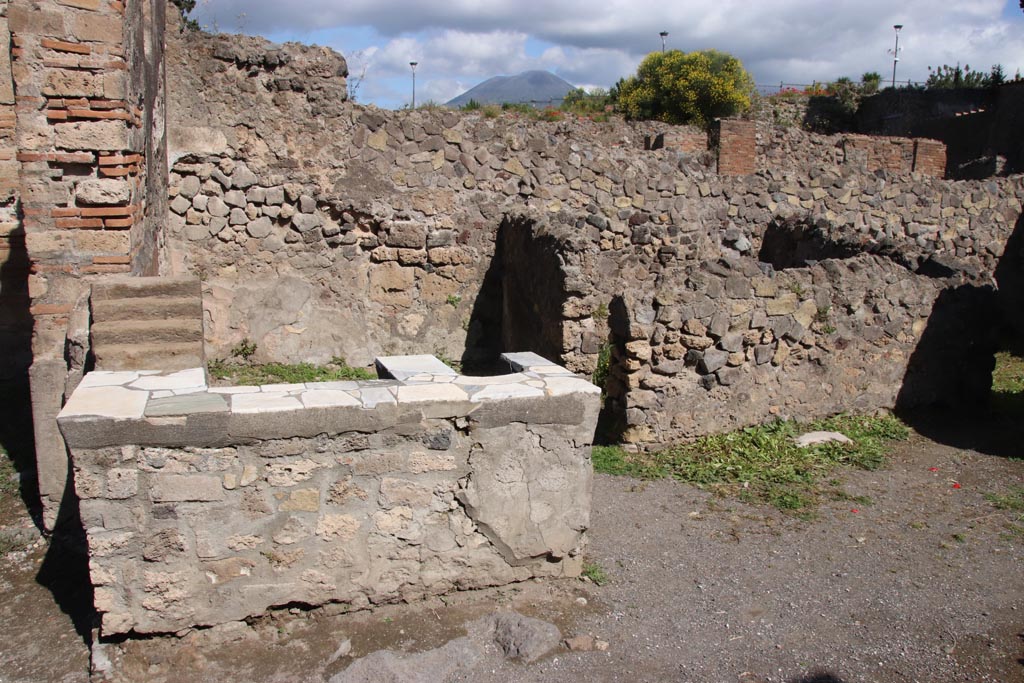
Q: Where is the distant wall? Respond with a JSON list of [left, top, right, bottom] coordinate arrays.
[[857, 83, 1024, 177], [164, 24, 1020, 449]]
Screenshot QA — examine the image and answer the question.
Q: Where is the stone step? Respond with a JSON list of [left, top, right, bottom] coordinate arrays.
[[91, 276, 200, 302], [91, 318, 204, 346], [91, 342, 204, 372], [92, 296, 201, 323]]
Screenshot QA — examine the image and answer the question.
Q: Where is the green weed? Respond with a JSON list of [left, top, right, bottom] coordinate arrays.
[[581, 561, 609, 586], [592, 414, 908, 513], [208, 357, 375, 386], [591, 342, 612, 392], [0, 448, 16, 496], [230, 338, 257, 361], [445, 294, 462, 307], [984, 486, 1024, 512], [992, 351, 1024, 394]]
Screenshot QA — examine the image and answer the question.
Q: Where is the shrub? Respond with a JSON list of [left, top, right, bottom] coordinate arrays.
[[616, 49, 754, 126], [925, 63, 999, 89]]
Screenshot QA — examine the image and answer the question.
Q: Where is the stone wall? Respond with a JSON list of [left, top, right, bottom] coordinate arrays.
[[57, 353, 600, 635], [162, 23, 1021, 448], [7, 0, 167, 528]]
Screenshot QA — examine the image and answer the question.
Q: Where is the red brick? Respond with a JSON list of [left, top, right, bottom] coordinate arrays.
[[83, 264, 130, 274], [91, 255, 130, 264], [30, 303, 73, 315], [102, 217, 133, 228], [99, 165, 136, 177], [51, 207, 82, 218], [67, 108, 131, 121], [79, 205, 134, 217], [55, 217, 104, 229], [40, 38, 92, 55], [98, 153, 141, 165], [30, 263, 74, 274]]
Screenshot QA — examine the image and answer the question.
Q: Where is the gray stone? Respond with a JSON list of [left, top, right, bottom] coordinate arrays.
[[292, 213, 321, 233], [719, 332, 743, 353], [207, 196, 229, 217], [697, 349, 728, 374], [707, 312, 729, 339], [795, 431, 853, 447], [246, 217, 273, 239], [489, 612, 561, 663], [231, 164, 258, 188], [146, 392, 228, 417], [299, 195, 316, 212], [169, 195, 191, 215], [265, 187, 285, 205], [224, 189, 246, 207], [229, 208, 248, 225], [754, 344, 774, 365], [178, 176, 201, 199]]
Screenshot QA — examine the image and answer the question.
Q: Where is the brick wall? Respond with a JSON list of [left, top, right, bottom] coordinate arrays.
[[913, 138, 947, 177], [714, 118, 757, 175], [7, 0, 166, 529]]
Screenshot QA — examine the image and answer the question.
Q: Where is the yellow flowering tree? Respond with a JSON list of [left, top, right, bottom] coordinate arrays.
[[615, 49, 754, 126]]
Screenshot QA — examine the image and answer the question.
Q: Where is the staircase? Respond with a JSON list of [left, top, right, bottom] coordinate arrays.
[[90, 276, 205, 372]]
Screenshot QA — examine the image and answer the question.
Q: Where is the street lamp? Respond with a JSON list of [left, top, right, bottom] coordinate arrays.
[[888, 25, 903, 89], [659, 31, 669, 53], [409, 61, 418, 109]]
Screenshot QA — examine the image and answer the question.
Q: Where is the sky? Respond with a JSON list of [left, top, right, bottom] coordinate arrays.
[[188, 0, 1024, 109]]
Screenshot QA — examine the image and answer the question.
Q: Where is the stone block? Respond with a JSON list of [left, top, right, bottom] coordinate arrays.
[[72, 12, 123, 43], [76, 179, 130, 205], [150, 474, 224, 502], [55, 121, 129, 151], [385, 221, 426, 248]]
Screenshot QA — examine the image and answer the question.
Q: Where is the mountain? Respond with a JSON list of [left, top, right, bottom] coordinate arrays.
[[446, 70, 576, 107]]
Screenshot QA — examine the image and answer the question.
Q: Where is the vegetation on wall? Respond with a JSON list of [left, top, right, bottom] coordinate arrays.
[[614, 49, 754, 127], [926, 63, 1005, 89], [170, 0, 199, 31]]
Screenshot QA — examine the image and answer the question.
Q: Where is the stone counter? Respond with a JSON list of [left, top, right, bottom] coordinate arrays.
[[57, 353, 600, 635]]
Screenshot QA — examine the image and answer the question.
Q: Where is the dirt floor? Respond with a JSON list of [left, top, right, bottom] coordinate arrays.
[[1, 414, 1022, 683]]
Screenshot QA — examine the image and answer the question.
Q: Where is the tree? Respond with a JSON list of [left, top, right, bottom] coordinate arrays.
[[860, 72, 882, 95], [170, 0, 199, 30], [925, 63, 993, 89], [615, 49, 754, 126]]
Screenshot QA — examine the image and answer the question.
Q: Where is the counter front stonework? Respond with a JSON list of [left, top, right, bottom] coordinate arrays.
[[57, 353, 600, 635]]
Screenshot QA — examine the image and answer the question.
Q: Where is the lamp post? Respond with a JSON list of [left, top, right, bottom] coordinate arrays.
[[409, 61, 418, 109], [659, 31, 668, 53], [889, 25, 902, 89]]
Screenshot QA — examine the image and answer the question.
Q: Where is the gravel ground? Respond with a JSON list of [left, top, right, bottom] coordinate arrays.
[[1, 422, 1022, 683]]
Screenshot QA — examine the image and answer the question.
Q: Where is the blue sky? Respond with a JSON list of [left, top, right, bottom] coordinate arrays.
[[189, 0, 1024, 109]]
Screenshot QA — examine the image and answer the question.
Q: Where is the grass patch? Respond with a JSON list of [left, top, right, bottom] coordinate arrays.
[[984, 485, 1024, 512], [209, 357, 375, 386], [992, 351, 1024, 394], [581, 561, 609, 586], [992, 351, 1024, 415], [592, 414, 909, 512], [0, 446, 16, 498]]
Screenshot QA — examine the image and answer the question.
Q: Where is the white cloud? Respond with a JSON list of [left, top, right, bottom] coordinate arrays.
[[189, 0, 1024, 107]]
